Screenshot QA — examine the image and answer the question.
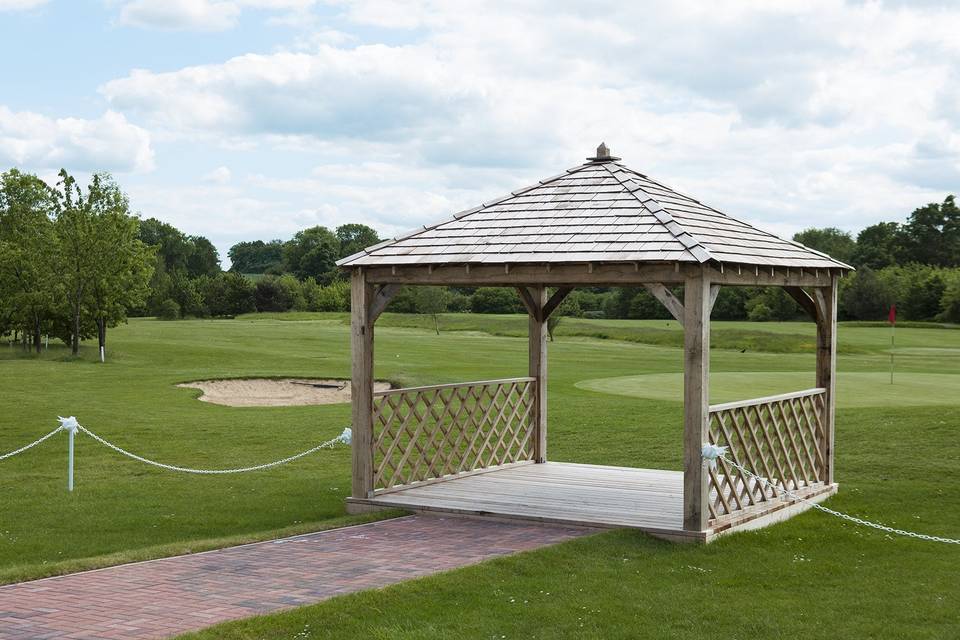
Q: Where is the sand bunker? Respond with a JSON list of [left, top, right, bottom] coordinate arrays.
[[178, 378, 391, 407]]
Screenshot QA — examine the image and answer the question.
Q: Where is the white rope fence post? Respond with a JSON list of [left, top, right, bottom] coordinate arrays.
[[701, 442, 960, 545], [58, 416, 79, 491]]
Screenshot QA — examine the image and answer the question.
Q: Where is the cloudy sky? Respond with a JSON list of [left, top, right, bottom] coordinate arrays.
[[1, 0, 958, 266]]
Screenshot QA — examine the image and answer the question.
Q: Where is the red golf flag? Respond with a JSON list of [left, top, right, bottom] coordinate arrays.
[[888, 304, 896, 325]]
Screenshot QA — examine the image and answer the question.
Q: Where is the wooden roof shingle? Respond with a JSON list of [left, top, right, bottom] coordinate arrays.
[[338, 145, 853, 271]]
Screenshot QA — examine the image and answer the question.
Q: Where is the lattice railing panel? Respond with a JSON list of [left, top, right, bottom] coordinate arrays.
[[372, 377, 535, 491], [706, 388, 827, 522]]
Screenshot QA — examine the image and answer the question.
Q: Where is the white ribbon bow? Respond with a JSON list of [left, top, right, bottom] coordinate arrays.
[[701, 443, 728, 469], [58, 416, 80, 433]]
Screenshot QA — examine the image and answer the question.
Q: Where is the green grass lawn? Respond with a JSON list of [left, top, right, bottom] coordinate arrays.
[[2, 312, 959, 638]]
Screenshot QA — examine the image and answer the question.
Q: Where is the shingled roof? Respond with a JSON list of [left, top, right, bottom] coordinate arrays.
[[338, 144, 852, 271]]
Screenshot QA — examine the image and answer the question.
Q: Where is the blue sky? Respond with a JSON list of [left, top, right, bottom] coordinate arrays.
[[2, 0, 959, 267]]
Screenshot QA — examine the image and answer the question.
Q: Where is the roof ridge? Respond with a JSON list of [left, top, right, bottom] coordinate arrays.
[[600, 163, 713, 263], [335, 163, 593, 266]]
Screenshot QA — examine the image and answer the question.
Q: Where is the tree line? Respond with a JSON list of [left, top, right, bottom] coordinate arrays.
[[3, 164, 957, 361]]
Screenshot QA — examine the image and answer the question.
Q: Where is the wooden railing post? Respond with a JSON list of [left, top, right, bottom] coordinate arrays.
[[529, 285, 548, 463], [351, 268, 375, 499], [683, 270, 711, 532], [815, 275, 838, 484]]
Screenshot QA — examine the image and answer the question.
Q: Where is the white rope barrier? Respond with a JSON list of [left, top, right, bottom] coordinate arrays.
[[1, 418, 351, 488], [0, 426, 63, 460], [78, 424, 351, 475], [702, 444, 960, 545]]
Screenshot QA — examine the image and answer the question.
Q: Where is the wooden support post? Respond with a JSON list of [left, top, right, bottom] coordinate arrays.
[[814, 276, 838, 484], [683, 270, 711, 532], [351, 269, 375, 499], [529, 285, 548, 463]]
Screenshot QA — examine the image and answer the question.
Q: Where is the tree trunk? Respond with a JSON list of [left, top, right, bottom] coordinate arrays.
[[97, 317, 106, 363], [33, 313, 42, 354], [433, 314, 440, 335], [72, 299, 81, 356]]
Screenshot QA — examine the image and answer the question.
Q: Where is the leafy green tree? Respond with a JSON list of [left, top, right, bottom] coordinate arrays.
[[792, 227, 856, 265], [840, 266, 893, 320], [139, 218, 192, 273], [282, 226, 339, 282], [412, 287, 448, 334], [228, 239, 284, 273], [899, 195, 960, 267], [186, 236, 220, 277], [157, 299, 180, 320], [307, 280, 350, 312], [852, 222, 902, 269], [55, 171, 154, 360], [0, 169, 59, 352], [336, 223, 380, 260], [201, 272, 256, 317], [939, 271, 960, 323], [471, 288, 521, 314]]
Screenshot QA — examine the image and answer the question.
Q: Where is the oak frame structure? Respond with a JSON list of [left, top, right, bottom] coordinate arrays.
[[339, 145, 851, 542]]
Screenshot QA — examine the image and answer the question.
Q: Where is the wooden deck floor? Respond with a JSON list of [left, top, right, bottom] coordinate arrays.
[[350, 462, 701, 541], [348, 462, 839, 543]]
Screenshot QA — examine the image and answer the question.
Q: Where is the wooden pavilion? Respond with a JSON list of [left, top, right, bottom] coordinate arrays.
[[338, 144, 853, 542]]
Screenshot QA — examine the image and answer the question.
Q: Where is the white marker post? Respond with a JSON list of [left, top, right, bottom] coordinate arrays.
[[58, 416, 79, 492]]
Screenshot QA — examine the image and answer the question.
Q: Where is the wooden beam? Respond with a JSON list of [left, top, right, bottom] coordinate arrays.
[[528, 286, 548, 463], [516, 287, 542, 322], [643, 283, 685, 327], [784, 286, 818, 321], [707, 266, 829, 288], [363, 262, 688, 286], [683, 271, 711, 532], [350, 269, 376, 499], [708, 284, 721, 314], [814, 277, 838, 484], [541, 286, 574, 320], [369, 284, 401, 322]]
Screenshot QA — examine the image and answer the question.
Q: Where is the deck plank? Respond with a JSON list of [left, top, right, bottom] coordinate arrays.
[[364, 462, 686, 531]]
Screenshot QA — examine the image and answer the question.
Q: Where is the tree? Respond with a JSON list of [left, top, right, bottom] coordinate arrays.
[[336, 223, 380, 259], [0, 169, 59, 352], [202, 272, 256, 317], [186, 236, 220, 278], [471, 288, 521, 314], [228, 239, 283, 273], [840, 266, 893, 320], [139, 218, 192, 273], [55, 171, 154, 360], [411, 287, 448, 334], [282, 226, 339, 282], [899, 195, 960, 267], [792, 228, 856, 265], [55, 171, 99, 356], [852, 222, 902, 269]]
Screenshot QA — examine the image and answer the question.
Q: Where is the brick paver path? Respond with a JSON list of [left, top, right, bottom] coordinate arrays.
[[0, 515, 590, 639]]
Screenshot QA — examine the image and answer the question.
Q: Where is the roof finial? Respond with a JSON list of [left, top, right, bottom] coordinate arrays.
[[588, 142, 620, 162]]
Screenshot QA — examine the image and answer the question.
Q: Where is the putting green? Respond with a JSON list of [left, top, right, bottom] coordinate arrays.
[[575, 371, 960, 408]]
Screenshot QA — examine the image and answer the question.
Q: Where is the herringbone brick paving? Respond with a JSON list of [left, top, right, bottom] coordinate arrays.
[[0, 515, 590, 639]]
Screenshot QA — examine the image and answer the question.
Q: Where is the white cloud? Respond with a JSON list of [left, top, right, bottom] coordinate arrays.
[[0, 0, 47, 11], [0, 107, 154, 173], [115, 0, 315, 31], [95, 0, 960, 248], [202, 166, 233, 183]]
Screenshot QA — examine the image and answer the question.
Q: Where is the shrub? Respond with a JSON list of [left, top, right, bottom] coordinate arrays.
[[471, 288, 521, 314], [747, 302, 773, 322], [157, 299, 180, 320], [310, 280, 351, 312]]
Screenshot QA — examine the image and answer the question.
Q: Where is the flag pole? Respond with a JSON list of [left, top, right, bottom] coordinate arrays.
[[888, 304, 896, 385], [889, 322, 894, 384]]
